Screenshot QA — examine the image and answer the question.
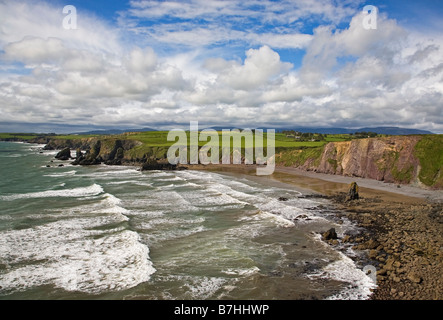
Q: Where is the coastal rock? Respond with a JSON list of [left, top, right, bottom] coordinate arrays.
[[346, 182, 359, 201], [75, 148, 83, 159], [140, 158, 185, 171], [322, 228, 338, 241], [55, 147, 71, 160], [278, 197, 288, 201]]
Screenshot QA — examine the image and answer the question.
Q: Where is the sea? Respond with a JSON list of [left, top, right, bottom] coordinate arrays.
[[0, 141, 376, 300]]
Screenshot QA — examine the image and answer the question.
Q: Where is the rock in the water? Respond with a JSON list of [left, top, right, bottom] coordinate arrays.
[[141, 158, 183, 171], [278, 197, 288, 201], [55, 147, 71, 160], [322, 228, 338, 240], [346, 181, 359, 201]]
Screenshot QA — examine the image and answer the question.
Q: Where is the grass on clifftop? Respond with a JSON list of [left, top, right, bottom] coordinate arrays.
[[414, 135, 443, 188]]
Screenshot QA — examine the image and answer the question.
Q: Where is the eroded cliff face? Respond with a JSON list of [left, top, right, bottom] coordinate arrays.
[[279, 135, 443, 188], [43, 137, 142, 165], [314, 136, 421, 184]]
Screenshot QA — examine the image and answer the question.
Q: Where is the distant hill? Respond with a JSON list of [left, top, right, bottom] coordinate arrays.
[[74, 127, 157, 135], [275, 127, 434, 135], [354, 127, 433, 135], [73, 126, 433, 135]]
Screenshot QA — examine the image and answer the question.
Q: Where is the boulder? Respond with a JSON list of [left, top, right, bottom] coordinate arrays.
[[346, 181, 359, 201], [322, 228, 338, 240], [55, 147, 71, 160]]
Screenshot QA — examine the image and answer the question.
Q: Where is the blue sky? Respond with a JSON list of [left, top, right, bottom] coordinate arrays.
[[0, 0, 442, 133]]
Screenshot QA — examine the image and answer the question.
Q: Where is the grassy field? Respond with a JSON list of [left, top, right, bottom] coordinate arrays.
[[0, 133, 41, 140], [122, 131, 351, 147]]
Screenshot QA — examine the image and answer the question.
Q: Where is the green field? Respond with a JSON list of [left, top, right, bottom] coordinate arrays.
[[122, 131, 352, 148], [0, 133, 41, 140]]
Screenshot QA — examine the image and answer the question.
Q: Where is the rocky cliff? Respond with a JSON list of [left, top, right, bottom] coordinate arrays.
[[43, 137, 142, 165], [276, 135, 443, 189], [41, 136, 181, 169]]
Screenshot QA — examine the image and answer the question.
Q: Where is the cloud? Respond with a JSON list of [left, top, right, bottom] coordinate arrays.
[[0, 0, 121, 55], [0, 1, 442, 133], [119, 0, 361, 51]]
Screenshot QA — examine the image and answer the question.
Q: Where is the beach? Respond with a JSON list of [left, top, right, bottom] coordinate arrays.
[[184, 164, 443, 300]]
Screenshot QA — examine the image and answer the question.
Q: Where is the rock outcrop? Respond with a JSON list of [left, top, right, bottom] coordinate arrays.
[[277, 135, 443, 189], [55, 147, 72, 160], [322, 228, 338, 241], [347, 182, 359, 201], [140, 158, 185, 171]]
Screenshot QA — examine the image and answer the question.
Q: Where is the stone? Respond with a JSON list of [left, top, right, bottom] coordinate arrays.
[[322, 228, 338, 241], [346, 182, 359, 201], [55, 147, 71, 160]]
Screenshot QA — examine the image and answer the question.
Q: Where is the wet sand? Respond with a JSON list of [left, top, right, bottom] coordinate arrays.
[[182, 164, 443, 300]]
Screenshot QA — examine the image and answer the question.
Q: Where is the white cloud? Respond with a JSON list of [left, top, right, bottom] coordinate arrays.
[[0, 1, 121, 55], [0, 1, 442, 133]]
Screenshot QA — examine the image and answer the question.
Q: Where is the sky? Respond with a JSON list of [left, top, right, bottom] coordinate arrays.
[[0, 0, 442, 133]]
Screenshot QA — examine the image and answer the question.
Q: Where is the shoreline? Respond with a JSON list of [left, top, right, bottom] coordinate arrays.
[[182, 164, 443, 203], [181, 164, 443, 300], [17, 141, 443, 300]]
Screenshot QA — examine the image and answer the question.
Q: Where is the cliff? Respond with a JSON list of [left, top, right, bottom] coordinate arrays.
[[276, 135, 443, 189], [41, 136, 180, 169], [43, 137, 142, 165]]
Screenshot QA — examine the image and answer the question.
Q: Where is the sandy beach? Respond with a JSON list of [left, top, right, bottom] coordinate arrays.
[[182, 164, 443, 300]]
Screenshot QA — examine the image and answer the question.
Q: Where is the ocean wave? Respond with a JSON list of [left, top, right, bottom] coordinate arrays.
[[0, 184, 104, 201], [307, 234, 377, 300], [106, 180, 153, 187], [0, 218, 155, 294], [44, 170, 77, 177], [76, 168, 141, 179]]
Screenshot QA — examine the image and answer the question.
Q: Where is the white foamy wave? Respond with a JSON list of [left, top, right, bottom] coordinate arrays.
[[186, 276, 227, 299], [222, 266, 260, 276], [77, 168, 140, 179], [179, 189, 248, 208], [0, 218, 155, 294], [307, 235, 377, 300], [2, 154, 23, 158], [154, 175, 184, 182], [44, 170, 77, 177], [129, 190, 199, 213], [0, 184, 103, 201], [258, 211, 295, 228], [92, 194, 130, 216], [106, 180, 153, 187], [310, 253, 377, 300]]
